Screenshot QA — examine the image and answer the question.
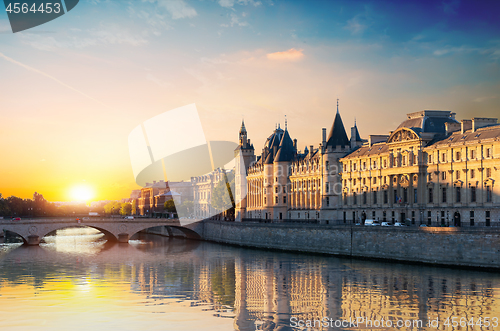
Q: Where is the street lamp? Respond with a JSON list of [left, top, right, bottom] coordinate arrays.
[[447, 210, 449, 227]]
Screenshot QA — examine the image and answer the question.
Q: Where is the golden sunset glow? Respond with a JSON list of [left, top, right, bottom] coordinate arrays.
[[69, 185, 95, 202]]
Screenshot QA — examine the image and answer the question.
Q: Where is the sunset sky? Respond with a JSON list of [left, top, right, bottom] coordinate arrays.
[[0, 0, 499, 202]]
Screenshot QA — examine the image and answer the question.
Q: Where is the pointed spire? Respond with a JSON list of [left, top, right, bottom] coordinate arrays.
[[354, 117, 357, 127], [278, 123, 280, 129], [337, 98, 339, 114], [285, 115, 287, 130], [239, 119, 247, 134]]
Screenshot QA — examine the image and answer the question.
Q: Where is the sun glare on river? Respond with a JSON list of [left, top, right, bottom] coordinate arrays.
[[69, 185, 95, 202]]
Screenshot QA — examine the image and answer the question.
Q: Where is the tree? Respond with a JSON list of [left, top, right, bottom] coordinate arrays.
[[211, 173, 235, 213], [177, 200, 193, 216], [120, 202, 132, 216], [131, 200, 137, 215], [104, 201, 122, 215], [164, 199, 176, 213], [0, 194, 10, 216]]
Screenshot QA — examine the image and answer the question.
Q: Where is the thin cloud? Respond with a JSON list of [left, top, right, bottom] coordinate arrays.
[[156, 0, 197, 19], [267, 48, 304, 61], [0, 52, 107, 106]]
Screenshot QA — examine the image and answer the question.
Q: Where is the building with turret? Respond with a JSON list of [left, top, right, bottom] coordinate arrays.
[[234, 103, 500, 226]]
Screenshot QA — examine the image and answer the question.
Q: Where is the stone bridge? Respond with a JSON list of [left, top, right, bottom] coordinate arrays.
[[0, 218, 204, 245]]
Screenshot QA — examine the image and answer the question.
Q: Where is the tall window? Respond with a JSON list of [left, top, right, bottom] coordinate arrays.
[[403, 188, 408, 203], [455, 187, 461, 203], [442, 153, 447, 162], [471, 187, 476, 203], [326, 197, 329, 207], [394, 189, 398, 203], [383, 159, 387, 168], [486, 186, 492, 202], [470, 169, 475, 179], [486, 148, 491, 158], [373, 191, 377, 204], [486, 211, 491, 226], [486, 168, 492, 178], [428, 173, 432, 181], [414, 188, 418, 204], [343, 193, 347, 205], [326, 161, 329, 170], [471, 149, 475, 159], [325, 183, 329, 193], [456, 171, 460, 180], [363, 192, 367, 205], [442, 187, 447, 203], [373, 177, 377, 185], [442, 172, 447, 180], [283, 196, 287, 204], [428, 188, 433, 203], [353, 192, 357, 205], [456, 151, 461, 160], [384, 190, 388, 204], [429, 154, 433, 163], [427, 211, 432, 225], [470, 210, 474, 226]]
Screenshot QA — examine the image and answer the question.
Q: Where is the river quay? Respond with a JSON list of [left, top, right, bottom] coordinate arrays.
[[196, 220, 500, 270]]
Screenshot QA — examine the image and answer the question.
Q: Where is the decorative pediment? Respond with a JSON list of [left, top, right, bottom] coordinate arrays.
[[453, 180, 464, 187], [484, 178, 495, 186], [387, 128, 420, 144], [381, 184, 389, 189]]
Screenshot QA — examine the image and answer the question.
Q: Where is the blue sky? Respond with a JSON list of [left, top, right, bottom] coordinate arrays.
[[0, 0, 499, 200]]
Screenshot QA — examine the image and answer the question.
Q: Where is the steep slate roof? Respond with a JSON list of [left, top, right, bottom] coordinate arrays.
[[342, 143, 389, 159], [352, 121, 362, 142], [430, 125, 500, 147], [275, 129, 296, 162], [326, 111, 349, 147]]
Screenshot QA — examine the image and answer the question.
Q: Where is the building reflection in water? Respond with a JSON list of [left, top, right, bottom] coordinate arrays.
[[0, 233, 499, 331]]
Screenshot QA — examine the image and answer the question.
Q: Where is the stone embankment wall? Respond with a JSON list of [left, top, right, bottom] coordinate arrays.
[[201, 221, 500, 269]]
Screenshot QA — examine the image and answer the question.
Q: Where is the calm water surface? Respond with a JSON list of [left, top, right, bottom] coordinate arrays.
[[0, 228, 499, 331]]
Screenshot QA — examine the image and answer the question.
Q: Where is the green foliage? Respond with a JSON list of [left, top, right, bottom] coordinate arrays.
[[164, 199, 176, 212], [177, 200, 193, 216], [120, 202, 132, 216], [131, 200, 137, 215], [103, 201, 122, 215], [211, 173, 235, 212]]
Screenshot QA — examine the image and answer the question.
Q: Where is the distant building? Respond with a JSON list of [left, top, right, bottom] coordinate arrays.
[[191, 168, 233, 219], [135, 180, 193, 217]]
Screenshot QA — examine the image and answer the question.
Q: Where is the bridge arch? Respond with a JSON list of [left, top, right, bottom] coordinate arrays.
[[40, 225, 119, 243], [129, 225, 202, 240]]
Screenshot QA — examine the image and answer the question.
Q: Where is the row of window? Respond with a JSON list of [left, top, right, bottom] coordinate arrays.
[[345, 147, 493, 172], [343, 186, 493, 206]]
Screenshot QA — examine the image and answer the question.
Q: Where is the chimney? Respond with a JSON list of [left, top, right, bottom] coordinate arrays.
[[322, 128, 326, 145], [310, 145, 314, 154], [472, 117, 498, 132], [293, 139, 297, 150], [461, 119, 472, 134], [445, 122, 461, 135]]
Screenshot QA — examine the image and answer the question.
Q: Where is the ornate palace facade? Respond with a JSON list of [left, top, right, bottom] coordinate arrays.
[[235, 106, 500, 226]]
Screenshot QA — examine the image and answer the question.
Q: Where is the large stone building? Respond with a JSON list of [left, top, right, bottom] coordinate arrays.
[[235, 105, 500, 226]]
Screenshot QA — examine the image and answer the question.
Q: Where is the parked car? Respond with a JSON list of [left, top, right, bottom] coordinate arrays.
[[419, 224, 427, 227], [381, 222, 391, 226], [123, 216, 134, 219], [364, 220, 380, 226], [394, 222, 406, 227], [11, 217, 21, 221]]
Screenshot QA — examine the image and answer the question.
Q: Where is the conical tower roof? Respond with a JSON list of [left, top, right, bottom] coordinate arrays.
[[275, 129, 296, 162], [326, 103, 349, 147]]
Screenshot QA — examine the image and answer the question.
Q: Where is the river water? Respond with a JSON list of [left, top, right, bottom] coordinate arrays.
[[0, 228, 499, 331]]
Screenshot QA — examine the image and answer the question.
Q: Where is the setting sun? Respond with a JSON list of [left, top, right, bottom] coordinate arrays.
[[70, 185, 95, 202]]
